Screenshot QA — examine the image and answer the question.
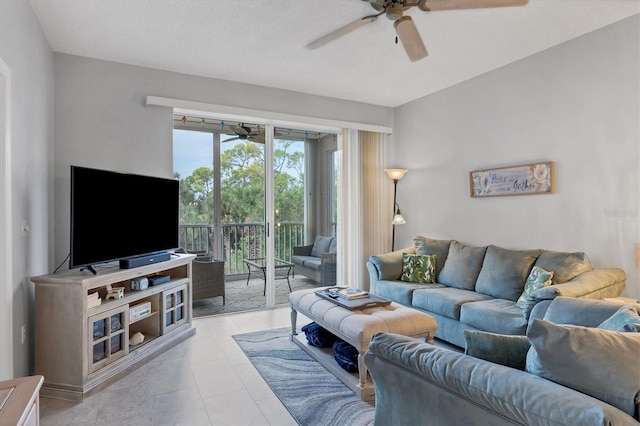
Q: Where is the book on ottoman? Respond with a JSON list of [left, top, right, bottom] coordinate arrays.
[[315, 287, 391, 310]]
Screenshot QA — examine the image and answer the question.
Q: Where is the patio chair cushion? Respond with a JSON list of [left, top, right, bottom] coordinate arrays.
[[311, 236, 335, 257], [291, 255, 322, 271]]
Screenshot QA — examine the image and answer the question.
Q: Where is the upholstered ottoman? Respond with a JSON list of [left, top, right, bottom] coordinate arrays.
[[289, 287, 437, 401]]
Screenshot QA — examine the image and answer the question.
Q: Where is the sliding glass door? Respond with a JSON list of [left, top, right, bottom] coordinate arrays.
[[174, 115, 338, 313]]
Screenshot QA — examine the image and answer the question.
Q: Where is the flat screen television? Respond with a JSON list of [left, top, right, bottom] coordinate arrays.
[[70, 165, 179, 272]]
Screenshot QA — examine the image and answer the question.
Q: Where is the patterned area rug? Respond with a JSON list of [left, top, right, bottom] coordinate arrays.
[[193, 276, 319, 317], [233, 328, 375, 426]]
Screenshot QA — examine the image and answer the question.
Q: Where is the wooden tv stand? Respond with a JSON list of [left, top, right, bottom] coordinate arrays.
[[31, 253, 196, 402]]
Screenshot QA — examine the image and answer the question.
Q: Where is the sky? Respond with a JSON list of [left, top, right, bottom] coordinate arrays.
[[173, 129, 214, 179], [173, 129, 304, 179]]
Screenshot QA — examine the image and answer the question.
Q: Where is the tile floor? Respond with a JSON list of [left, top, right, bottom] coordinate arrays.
[[40, 306, 311, 426]]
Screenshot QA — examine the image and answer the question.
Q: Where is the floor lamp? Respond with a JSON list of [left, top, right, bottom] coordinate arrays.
[[385, 169, 408, 251]]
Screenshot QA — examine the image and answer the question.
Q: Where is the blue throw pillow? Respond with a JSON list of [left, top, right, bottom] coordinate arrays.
[[301, 322, 340, 347], [333, 341, 359, 373], [598, 305, 640, 332], [464, 330, 530, 370], [414, 236, 452, 278], [526, 319, 640, 419], [311, 236, 334, 257], [438, 241, 487, 291]]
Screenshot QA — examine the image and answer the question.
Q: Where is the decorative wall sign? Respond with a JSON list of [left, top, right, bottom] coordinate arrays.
[[469, 162, 555, 197]]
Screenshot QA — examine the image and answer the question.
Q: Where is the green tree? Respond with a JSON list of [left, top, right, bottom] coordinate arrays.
[[177, 167, 214, 224], [220, 142, 265, 223], [178, 138, 305, 260], [274, 141, 304, 223]]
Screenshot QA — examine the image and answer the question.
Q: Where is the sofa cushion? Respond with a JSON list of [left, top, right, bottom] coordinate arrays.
[[302, 258, 322, 271], [598, 305, 640, 332], [534, 250, 592, 284], [414, 236, 452, 279], [310, 236, 334, 257], [516, 266, 554, 309], [292, 255, 322, 271], [526, 319, 640, 419], [464, 330, 530, 370], [328, 238, 337, 254], [375, 280, 445, 306], [401, 253, 436, 284], [412, 287, 492, 320], [438, 241, 487, 290], [475, 245, 542, 302], [291, 255, 308, 267], [460, 299, 528, 335]]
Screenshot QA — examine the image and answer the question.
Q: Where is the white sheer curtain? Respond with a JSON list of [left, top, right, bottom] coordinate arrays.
[[337, 129, 392, 290]]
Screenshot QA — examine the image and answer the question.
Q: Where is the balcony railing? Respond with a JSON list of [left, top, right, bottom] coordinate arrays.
[[179, 222, 304, 276]]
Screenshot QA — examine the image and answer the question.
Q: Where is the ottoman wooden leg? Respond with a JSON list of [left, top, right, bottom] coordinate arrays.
[[357, 350, 368, 388]]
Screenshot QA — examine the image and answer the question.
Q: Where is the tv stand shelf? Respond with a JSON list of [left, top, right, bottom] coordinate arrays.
[[31, 253, 196, 402]]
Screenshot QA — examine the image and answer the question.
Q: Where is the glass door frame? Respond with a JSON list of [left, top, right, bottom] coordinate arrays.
[[174, 109, 342, 308], [264, 124, 275, 307]]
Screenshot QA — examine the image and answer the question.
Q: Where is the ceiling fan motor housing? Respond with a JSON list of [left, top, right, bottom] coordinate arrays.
[[386, 2, 404, 20]]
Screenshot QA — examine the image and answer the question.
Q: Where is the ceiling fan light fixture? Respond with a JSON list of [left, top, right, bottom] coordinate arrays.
[[394, 16, 428, 62], [386, 2, 404, 20]]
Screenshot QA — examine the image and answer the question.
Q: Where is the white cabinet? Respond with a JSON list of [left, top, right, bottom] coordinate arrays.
[[32, 254, 196, 402]]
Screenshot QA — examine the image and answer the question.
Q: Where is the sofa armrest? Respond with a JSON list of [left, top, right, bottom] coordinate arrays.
[[365, 332, 636, 426], [535, 296, 640, 327], [367, 246, 414, 294], [320, 252, 337, 286], [321, 252, 336, 263], [368, 246, 414, 280], [293, 244, 313, 256], [523, 268, 626, 320]]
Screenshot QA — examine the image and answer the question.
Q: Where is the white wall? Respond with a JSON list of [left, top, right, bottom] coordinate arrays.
[[53, 54, 393, 267], [392, 15, 640, 299], [0, 1, 54, 377]]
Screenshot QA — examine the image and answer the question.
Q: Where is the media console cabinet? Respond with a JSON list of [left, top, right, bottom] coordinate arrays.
[[31, 253, 196, 402]]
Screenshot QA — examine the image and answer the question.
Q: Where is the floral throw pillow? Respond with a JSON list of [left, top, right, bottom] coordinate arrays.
[[401, 254, 437, 284], [516, 266, 554, 308]]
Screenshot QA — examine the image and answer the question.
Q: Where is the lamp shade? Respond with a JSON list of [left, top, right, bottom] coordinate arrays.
[[384, 169, 408, 181], [392, 213, 406, 225]]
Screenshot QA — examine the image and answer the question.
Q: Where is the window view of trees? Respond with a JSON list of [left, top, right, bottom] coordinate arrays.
[[174, 127, 305, 270], [176, 138, 304, 226]]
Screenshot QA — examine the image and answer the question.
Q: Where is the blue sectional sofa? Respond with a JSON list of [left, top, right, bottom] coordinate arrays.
[[366, 235, 626, 348], [364, 297, 640, 425]]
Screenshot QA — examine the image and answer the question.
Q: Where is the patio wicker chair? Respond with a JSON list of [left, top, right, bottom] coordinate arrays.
[[191, 256, 225, 304]]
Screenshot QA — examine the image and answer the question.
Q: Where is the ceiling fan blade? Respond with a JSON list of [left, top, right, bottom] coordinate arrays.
[[418, 0, 527, 12], [223, 136, 241, 142], [305, 12, 382, 50], [394, 16, 428, 62]]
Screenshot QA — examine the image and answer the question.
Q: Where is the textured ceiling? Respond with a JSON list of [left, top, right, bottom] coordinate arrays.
[[29, 0, 639, 107]]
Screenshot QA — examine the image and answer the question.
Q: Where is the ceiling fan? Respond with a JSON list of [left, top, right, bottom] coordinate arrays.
[[305, 0, 529, 62], [224, 123, 266, 143]]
